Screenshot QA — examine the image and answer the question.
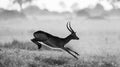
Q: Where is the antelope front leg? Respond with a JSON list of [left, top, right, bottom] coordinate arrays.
[[62, 47, 78, 60], [65, 47, 79, 56], [31, 38, 42, 49]]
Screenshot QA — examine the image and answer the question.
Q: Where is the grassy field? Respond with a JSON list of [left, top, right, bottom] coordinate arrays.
[[0, 48, 119, 67]]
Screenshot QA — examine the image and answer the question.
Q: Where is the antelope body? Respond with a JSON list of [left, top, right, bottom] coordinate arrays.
[[31, 22, 79, 59]]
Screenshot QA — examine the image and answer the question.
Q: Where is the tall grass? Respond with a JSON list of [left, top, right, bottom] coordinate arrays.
[[0, 40, 119, 67], [0, 49, 119, 67], [0, 48, 119, 67], [0, 40, 55, 50]]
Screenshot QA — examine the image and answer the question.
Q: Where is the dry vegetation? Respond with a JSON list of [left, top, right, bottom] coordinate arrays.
[[0, 40, 119, 67]]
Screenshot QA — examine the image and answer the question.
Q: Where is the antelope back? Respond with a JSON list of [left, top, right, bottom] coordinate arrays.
[[33, 31, 49, 41]]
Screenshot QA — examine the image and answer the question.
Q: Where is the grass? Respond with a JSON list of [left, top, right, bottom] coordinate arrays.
[[0, 40, 37, 50], [0, 48, 119, 67], [0, 40, 119, 67], [0, 40, 54, 51]]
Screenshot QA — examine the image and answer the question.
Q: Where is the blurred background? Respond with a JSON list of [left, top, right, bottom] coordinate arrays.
[[0, 0, 120, 55]]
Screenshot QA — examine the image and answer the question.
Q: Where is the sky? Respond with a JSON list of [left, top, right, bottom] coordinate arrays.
[[0, 0, 120, 12]]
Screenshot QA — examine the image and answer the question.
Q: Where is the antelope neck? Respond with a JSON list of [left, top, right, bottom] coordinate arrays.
[[64, 35, 72, 44]]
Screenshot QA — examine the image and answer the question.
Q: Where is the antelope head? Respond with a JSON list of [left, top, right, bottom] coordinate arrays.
[[66, 22, 79, 40]]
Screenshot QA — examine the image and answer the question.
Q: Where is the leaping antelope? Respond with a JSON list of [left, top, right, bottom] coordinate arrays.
[[31, 22, 79, 59]]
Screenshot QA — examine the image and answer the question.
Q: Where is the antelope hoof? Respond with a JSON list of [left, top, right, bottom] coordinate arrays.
[[74, 56, 79, 60], [37, 44, 42, 49], [38, 46, 41, 49], [76, 52, 80, 56]]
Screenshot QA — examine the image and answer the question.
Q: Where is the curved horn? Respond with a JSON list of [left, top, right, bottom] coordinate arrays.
[[68, 22, 75, 32], [66, 22, 72, 32]]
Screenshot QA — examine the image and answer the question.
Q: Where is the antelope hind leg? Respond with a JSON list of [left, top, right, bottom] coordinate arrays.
[[31, 38, 42, 49]]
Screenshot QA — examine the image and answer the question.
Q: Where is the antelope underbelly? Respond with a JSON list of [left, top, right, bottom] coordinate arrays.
[[43, 40, 58, 48]]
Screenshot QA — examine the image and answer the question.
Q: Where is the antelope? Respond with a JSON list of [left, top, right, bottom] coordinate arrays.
[[31, 22, 79, 59]]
